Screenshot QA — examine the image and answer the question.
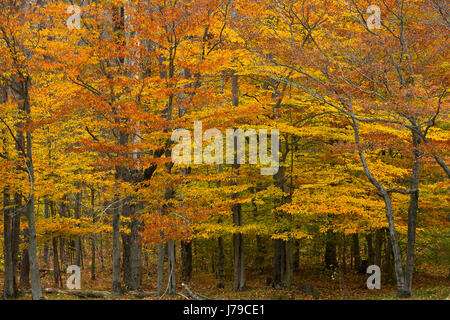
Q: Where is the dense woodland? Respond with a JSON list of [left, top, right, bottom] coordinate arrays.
[[0, 0, 449, 300]]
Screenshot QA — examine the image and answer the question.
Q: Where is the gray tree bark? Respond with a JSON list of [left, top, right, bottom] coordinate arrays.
[[3, 189, 16, 298], [23, 84, 42, 300], [157, 242, 165, 295], [74, 191, 82, 267], [112, 200, 122, 295], [43, 200, 50, 268], [403, 131, 422, 297], [128, 213, 142, 291], [167, 239, 176, 294], [181, 240, 192, 283], [90, 189, 96, 281]]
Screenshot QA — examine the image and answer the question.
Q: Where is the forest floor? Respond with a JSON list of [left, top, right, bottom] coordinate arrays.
[[4, 264, 449, 300]]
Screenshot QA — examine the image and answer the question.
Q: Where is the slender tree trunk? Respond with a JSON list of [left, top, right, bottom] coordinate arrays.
[[3, 189, 15, 298], [91, 189, 96, 281], [366, 232, 375, 266], [0, 89, 15, 299], [340, 233, 347, 274], [375, 229, 383, 267], [403, 131, 421, 297], [293, 239, 300, 272], [283, 239, 293, 289], [167, 239, 176, 294], [232, 230, 245, 292], [49, 201, 62, 287], [111, 2, 126, 297], [281, 241, 286, 281], [181, 240, 192, 283], [352, 234, 361, 271], [112, 199, 122, 295], [59, 198, 66, 271], [382, 197, 407, 296], [11, 193, 20, 294], [325, 230, 337, 269], [74, 191, 82, 267], [100, 231, 104, 269], [24, 93, 42, 299], [384, 228, 394, 280], [43, 200, 50, 268], [216, 236, 225, 288], [12, 79, 42, 299], [52, 237, 62, 288], [272, 239, 284, 289], [255, 235, 265, 274], [121, 203, 131, 288], [128, 214, 142, 291], [157, 242, 165, 295], [99, 197, 105, 269]]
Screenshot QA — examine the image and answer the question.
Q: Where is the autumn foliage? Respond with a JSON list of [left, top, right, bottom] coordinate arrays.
[[0, 0, 448, 300]]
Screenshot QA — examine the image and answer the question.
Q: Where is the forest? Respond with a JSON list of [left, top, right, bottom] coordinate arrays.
[[0, 0, 449, 301]]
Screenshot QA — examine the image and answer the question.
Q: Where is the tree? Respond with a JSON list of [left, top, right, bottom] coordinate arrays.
[[236, 0, 449, 297]]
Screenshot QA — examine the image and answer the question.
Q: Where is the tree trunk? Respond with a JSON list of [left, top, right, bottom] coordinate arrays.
[[59, 199, 66, 270], [121, 203, 131, 288], [43, 200, 50, 268], [90, 189, 96, 281], [375, 228, 383, 267], [283, 239, 293, 289], [382, 197, 407, 296], [340, 233, 347, 274], [157, 242, 165, 295], [19, 248, 30, 289], [384, 228, 394, 281], [74, 191, 82, 267], [100, 231, 104, 269], [366, 232, 375, 266], [52, 237, 62, 288], [325, 230, 337, 269], [3, 189, 15, 298], [293, 239, 300, 272], [21, 80, 42, 299], [181, 240, 192, 283], [272, 239, 284, 289], [216, 236, 225, 288], [49, 201, 62, 288], [167, 239, 176, 294], [255, 235, 265, 274], [128, 215, 142, 291], [352, 233, 362, 271], [233, 230, 245, 292], [0, 89, 15, 299], [403, 131, 421, 297], [11, 193, 21, 294], [99, 198, 105, 269], [112, 199, 122, 295]]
